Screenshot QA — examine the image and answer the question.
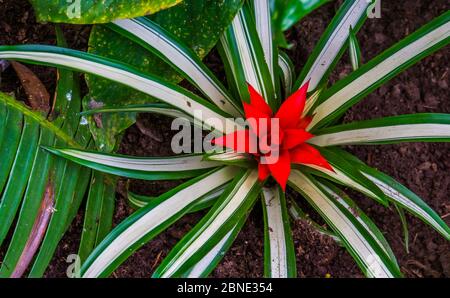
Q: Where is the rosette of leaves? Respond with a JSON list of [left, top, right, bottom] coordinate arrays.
[[1, 0, 449, 278]]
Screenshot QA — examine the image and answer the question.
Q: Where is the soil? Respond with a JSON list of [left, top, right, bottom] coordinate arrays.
[[0, 0, 449, 278]]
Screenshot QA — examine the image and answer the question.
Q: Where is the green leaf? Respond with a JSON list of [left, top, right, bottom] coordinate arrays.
[[85, 0, 244, 151], [76, 172, 117, 265], [81, 166, 239, 278], [301, 146, 388, 205], [128, 183, 228, 212], [252, 0, 277, 83], [278, 51, 295, 97], [29, 0, 182, 24], [107, 17, 242, 117], [28, 30, 95, 276], [288, 171, 402, 277], [362, 166, 450, 241], [182, 216, 247, 277], [43, 148, 222, 181], [317, 179, 399, 269], [219, 4, 277, 110], [288, 196, 342, 243], [295, 0, 374, 93], [308, 11, 450, 130], [394, 204, 410, 254], [333, 147, 450, 241], [261, 186, 296, 278], [310, 113, 450, 146], [348, 26, 362, 71], [153, 169, 261, 277], [0, 45, 239, 135]]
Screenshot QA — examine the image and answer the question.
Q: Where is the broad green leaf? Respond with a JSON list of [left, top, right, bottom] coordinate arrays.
[[261, 186, 296, 278], [28, 40, 95, 275], [85, 0, 243, 151], [81, 166, 239, 278], [29, 0, 182, 24]]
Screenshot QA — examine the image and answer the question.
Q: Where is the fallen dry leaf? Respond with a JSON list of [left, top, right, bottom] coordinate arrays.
[[11, 61, 50, 113]]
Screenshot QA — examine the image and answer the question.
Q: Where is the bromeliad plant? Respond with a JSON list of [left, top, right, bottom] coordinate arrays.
[[0, 0, 449, 278]]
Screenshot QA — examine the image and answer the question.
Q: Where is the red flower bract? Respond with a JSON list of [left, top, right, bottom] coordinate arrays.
[[213, 82, 333, 190]]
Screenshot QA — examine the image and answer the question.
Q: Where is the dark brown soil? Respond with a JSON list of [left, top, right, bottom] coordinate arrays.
[[0, 0, 448, 278]]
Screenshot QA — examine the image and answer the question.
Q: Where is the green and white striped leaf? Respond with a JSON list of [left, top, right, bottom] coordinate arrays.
[[253, 0, 276, 82], [310, 114, 450, 146], [153, 169, 261, 277], [43, 148, 221, 181], [308, 11, 450, 130], [348, 26, 362, 71], [334, 147, 450, 240], [288, 171, 402, 277], [288, 197, 342, 243], [261, 186, 296, 278], [108, 17, 242, 117], [128, 183, 228, 212], [204, 150, 254, 167], [183, 216, 247, 277], [81, 103, 193, 122], [300, 147, 387, 205], [0, 45, 240, 134], [81, 166, 239, 278], [317, 179, 399, 268], [295, 0, 374, 93], [219, 5, 276, 109], [362, 167, 450, 241], [278, 51, 295, 97]]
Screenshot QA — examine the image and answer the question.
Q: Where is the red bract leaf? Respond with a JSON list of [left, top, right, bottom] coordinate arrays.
[[247, 83, 273, 116], [275, 81, 309, 129], [243, 102, 271, 135], [282, 129, 314, 150], [297, 116, 313, 130], [290, 144, 333, 171], [266, 150, 291, 191], [258, 163, 270, 181], [212, 130, 257, 154]]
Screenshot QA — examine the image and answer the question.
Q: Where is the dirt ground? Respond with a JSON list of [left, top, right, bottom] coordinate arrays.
[[0, 0, 449, 278]]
